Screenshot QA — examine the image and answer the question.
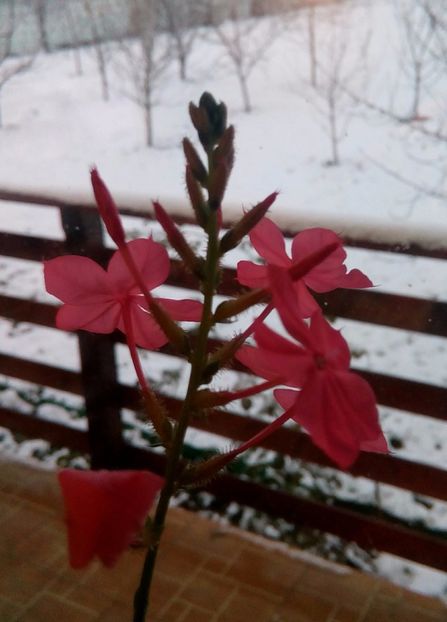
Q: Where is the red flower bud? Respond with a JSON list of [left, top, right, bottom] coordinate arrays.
[[90, 168, 126, 248]]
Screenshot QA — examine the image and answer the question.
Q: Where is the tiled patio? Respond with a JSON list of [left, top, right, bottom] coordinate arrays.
[[0, 459, 445, 622]]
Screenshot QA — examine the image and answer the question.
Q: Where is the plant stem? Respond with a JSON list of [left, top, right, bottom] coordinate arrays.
[[133, 211, 220, 622]]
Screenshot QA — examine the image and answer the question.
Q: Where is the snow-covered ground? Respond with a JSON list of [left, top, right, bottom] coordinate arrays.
[[0, 0, 446, 597]]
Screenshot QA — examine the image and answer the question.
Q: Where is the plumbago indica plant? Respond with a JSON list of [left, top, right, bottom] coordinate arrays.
[[43, 93, 388, 621]]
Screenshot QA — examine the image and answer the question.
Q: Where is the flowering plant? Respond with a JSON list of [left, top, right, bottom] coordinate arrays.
[[44, 93, 387, 621]]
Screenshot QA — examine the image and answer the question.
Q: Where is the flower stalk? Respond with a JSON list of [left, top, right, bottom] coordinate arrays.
[[45, 93, 386, 622]]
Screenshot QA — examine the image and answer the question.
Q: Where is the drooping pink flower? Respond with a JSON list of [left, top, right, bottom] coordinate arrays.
[[58, 469, 164, 568], [236, 266, 387, 469], [44, 238, 202, 349], [237, 217, 372, 317]]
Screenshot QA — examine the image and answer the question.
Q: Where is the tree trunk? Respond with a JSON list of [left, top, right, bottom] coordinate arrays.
[[308, 5, 317, 87], [238, 71, 252, 113], [96, 46, 109, 101], [329, 97, 339, 165], [35, 0, 50, 52], [411, 64, 422, 119]]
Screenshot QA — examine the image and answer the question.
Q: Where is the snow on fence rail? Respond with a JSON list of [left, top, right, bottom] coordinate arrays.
[[0, 188, 447, 573]]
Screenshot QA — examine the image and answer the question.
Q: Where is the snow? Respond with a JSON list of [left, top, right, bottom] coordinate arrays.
[[0, 0, 446, 598]]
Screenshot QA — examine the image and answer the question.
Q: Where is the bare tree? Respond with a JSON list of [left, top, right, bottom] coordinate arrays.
[[307, 1, 317, 87], [208, 0, 280, 113], [116, 0, 171, 146], [0, 1, 34, 128], [306, 5, 370, 166], [394, 0, 438, 120], [34, 0, 50, 52], [159, 0, 201, 81], [83, 0, 110, 100]]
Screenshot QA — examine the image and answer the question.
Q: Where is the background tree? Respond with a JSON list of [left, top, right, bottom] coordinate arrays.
[[394, 0, 438, 120], [0, 1, 34, 128], [305, 4, 370, 165], [116, 0, 171, 146], [207, 0, 280, 113], [83, 0, 111, 101], [159, 0, 202, 81], [34, 0, 50, 52]]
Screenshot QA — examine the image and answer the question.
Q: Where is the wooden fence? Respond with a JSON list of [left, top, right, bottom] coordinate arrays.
[[0, 188, 446, 573]]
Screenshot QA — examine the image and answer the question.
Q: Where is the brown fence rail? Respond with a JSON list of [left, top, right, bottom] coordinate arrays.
[[0, 189, 446, 573]]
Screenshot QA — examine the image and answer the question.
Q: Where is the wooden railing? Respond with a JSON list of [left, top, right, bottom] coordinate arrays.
[[0, 188, 446, 572]]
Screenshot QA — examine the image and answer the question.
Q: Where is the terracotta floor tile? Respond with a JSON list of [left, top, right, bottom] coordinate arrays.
[[226, 547, 303, 598], [401, 590, 447, 615], [63, 582, 126, 615], [156, 541, 203, 578], [219, 587, 278, 622], [147, 571, 183, 617], [202, 554, 231, 576], [331, 605, 361, 622], [182, 605, 214, 622], [0, 560, 55, 603], [78, 551, 143, 599], [297, 566, 377, 611], [186, 521, 244, 560], [376, 579, 403, 601], [96, 601, 134, 621], [154, 598, 189, 621], [362, 596, 400, 622], [0, 462, 445, 622], [0, 596, 22, 619], [393, 603, 447, 622], [178, 569, 234, 612], [16, 593, 96, 622], [277, 588, 336, 622]]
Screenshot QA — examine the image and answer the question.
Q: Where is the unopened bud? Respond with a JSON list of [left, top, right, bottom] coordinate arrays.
[[208, 161, 229, 210], [219, 192, 278, 255], [190, 93, 227, 150], [90, 168, 126, 248], [213, 125, 235, 172], [186, 165, 208, 228], [199, 92, 227, 138], [189, 102, 210, 135], [153, 201, 203, 277], [182, 138, 208, 185]]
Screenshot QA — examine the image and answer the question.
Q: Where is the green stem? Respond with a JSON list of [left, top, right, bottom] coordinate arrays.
[[133, 211, 220, 622]]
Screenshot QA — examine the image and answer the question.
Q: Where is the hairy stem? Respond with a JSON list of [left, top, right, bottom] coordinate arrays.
[[133, 210, 220, 622]]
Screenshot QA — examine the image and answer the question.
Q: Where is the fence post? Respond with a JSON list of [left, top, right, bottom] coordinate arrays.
[[60, 203, 125, 469]]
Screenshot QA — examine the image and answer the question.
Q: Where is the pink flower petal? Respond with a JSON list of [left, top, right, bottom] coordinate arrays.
[[292, 279, 320, 318], [56, 301, 121, 333], [249, 218, 290, 267], [236, 261, 269, 288], [59, 469, 164, 569], [268, 266, 316, 349], [44, 256, 112, 305], [337, 268, 373, 289], [108, 238, 170, 295], [309, 312, 351, 370], [120, 298, 168, 350], [274, 388, 300, 411], [236, 345, 286, 382], [291, 370, 386, 469], [291, 228, 372, 293]]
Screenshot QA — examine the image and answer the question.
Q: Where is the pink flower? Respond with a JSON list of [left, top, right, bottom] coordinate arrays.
[[237, 218, 372, 317], [59, 469, 164, 568], [236, 266, 387, 469], [44, 238, 202, 349]]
